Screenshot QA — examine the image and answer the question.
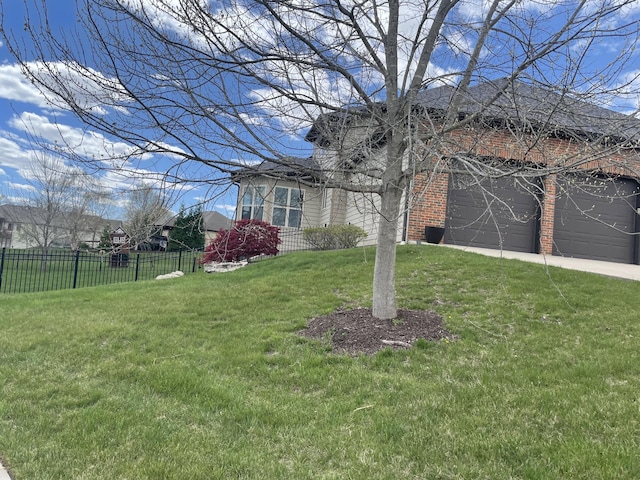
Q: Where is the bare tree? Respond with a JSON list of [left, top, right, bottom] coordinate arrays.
[[15, 154, 78, 251], [3, 0, 640, 318], [124, 183, 170, 250], [65, 182, 113, 251], [12, 153, 109, 267]]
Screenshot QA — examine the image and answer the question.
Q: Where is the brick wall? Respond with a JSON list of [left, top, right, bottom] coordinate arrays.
[[539, 175, 557, 254], [406, 172, 449, 241], [406, 125, 640, 247]]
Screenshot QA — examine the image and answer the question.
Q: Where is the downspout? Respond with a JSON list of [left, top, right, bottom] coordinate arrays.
[[402, 178, 412, 243]]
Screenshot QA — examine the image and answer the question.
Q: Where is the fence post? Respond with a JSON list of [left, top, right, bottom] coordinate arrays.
[[178, 250, 183, 271], [135, 254, 141, 281], [0, 247, 5, 292], [72, 250, 80, 289]]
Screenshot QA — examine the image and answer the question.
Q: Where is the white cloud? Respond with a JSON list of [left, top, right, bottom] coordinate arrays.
[[0, 63, 58, 109], [0, 61, 130, 115], [25, 60, 130, 114], [8, 111, 145, 163], [614, 69, 640, 113], [100, 167, 170, 191], [0, 130, 34, 169], [7, 181, 36, 193], [458, 0, 560, 20], [0, 110, 192, 200]]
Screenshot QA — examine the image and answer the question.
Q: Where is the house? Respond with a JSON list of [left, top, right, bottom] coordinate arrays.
[[201, 211, 234, 245], [232, 157, 325, 252], [0, 204, 120, 250], [0, 211, 14, 249], [109, 226, 131, 250], [234, 79, 640, 264], [151, 210, 232, 250]]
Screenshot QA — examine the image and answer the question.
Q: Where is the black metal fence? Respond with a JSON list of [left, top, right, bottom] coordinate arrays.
[[0, 229, 337, 295], [0, 248, 203, 295], [278, 229, 314, 254]]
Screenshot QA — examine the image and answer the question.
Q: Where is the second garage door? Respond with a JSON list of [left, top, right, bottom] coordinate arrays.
[[444, 174, 541, 253], [553, 175, 640, 264]]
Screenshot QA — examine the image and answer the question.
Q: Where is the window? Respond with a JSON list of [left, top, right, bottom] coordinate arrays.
[[241, 185, 265, 221], [272, 187, 303, 228]]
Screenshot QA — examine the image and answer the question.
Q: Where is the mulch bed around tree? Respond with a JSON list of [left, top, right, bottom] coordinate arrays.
[[298, 308, 455, 355]]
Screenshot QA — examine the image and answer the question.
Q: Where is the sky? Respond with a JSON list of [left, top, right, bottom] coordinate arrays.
[[0, 0, 240, 220], [1, 0, 640, 222]]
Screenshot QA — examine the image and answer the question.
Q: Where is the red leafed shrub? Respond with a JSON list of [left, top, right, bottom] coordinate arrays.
[[201, 219, 281, 263]]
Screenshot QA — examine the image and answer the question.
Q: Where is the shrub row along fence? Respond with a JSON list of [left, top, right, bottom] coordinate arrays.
[[0, 248, 203, 295]]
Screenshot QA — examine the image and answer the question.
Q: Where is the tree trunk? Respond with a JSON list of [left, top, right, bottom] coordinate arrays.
[[372, 184, 404, 320], [40, 246, 48, 273]]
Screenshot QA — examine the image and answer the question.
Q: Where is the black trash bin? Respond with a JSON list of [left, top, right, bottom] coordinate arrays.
[[425, 226, 445, 244]]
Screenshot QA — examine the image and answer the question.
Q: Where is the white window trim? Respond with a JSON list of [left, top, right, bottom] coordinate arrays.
[[241, 185, 266, 221], [272, 186, 304, 228]]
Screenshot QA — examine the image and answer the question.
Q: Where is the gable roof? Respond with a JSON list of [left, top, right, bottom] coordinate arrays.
[[0, 204, 121, 230], [0, 204, 53, 225], [231, 156, 322, 181], [201, 211, 232, 232], [305, 79, 640, 146], [415, 79, 640, 143]]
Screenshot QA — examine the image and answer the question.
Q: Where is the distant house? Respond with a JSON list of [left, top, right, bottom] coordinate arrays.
[[151, 210, 232, 250], [0, 204, 120, 250], [201, 211, 234, 245], [0, 213, 13, 249], [109, 226, 131, 251], [234, 79, 640, 264]]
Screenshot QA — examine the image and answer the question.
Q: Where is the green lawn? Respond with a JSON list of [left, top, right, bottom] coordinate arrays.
[[1, 245, 639, 479]]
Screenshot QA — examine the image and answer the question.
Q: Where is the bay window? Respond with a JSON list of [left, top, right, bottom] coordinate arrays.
[[272, 187, 303, 228], [241, 185, 265, 221]]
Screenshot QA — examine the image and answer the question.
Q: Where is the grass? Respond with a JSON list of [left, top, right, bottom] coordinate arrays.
[[1, 244, 639, 479]]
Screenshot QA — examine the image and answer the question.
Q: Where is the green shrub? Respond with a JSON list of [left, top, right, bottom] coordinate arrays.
[[303, 224, 367, 250]]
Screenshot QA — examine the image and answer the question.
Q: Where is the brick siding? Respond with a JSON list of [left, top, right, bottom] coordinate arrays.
[[406, 126, 640, 252]]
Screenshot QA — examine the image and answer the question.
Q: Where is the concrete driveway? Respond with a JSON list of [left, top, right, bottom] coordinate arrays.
[[439, 244, 640, 281]]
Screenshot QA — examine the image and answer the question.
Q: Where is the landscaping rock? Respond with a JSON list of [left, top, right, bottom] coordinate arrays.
[[155, 271, 184, 280], [203, 261, 248, 273]]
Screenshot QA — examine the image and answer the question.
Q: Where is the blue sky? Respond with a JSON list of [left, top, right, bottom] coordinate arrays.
[[2, 0, 640, 222], [0, 0, 241, 219]]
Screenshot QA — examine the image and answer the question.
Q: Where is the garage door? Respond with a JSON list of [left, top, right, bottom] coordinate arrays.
[[553, 175, 639, 264], [444, 174, 541, 252]]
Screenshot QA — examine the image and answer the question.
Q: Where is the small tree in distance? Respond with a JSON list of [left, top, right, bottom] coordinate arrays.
[[124, 184, 170, 250], [97, 225, 112, 251], [201, 219, 281, 263], [168, 205, 204, 251]]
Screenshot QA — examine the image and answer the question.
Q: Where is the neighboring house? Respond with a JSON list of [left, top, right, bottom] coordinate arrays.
[[0, 204, 120, 250], [201, 211, 234, 245], [0, 212, 14, 249], [109, 226, 131, 251], [234, 79, 640, 264], [151, 210, 232, 250]]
